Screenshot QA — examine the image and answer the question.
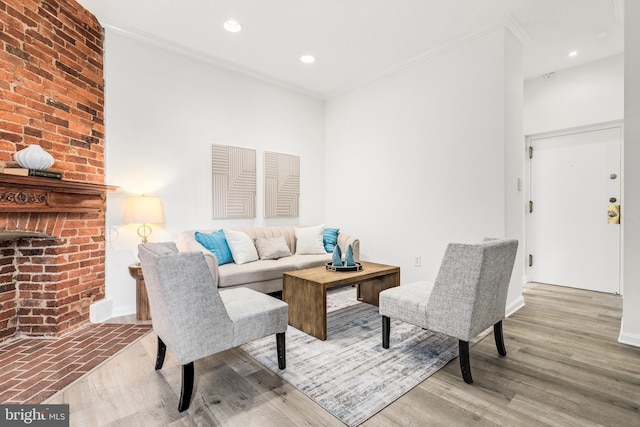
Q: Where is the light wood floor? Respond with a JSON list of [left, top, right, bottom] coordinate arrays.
[[46, 283, 640, 426]]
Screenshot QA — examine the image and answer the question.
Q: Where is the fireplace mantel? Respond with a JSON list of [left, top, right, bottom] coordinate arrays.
[[0, 175, 117, 213]]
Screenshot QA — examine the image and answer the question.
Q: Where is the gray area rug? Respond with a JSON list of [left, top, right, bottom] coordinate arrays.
[[241, 286, 474, 427]]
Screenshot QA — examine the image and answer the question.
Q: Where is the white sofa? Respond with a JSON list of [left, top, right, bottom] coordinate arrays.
[[177, 226, 360, 294]]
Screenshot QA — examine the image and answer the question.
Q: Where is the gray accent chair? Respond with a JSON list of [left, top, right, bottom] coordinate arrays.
[[138, 242, 289, 412], [379, 238, 518, 384]]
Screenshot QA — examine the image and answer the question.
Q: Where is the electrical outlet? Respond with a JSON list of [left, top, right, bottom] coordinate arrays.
[[414, 255, 421, 267]]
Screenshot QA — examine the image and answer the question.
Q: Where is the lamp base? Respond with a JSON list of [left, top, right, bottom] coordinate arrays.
[[137, 224, 152, 243]]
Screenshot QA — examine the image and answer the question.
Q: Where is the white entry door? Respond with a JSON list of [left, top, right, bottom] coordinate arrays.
[[527, 125, 622, 294]]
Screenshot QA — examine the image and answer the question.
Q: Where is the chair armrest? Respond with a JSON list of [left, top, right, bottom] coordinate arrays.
[[337, 233, 360, 261], [177, 230, 220, 286]]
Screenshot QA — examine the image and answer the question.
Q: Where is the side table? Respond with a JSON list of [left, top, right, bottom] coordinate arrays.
[[128, 264, 151, 321]]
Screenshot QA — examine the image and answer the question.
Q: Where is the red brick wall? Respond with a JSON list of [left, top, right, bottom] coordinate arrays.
[[0, 0, 104, 180], [0, 0, 105, 342]]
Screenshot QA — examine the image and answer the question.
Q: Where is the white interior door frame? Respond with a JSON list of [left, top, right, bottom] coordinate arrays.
[[524, 120, 624, 294]]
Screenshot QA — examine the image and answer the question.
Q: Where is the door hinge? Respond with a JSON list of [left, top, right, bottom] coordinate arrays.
[[529, 254, 533, 267], [529, 146, 533, 159], [529, 200, 533, 213]]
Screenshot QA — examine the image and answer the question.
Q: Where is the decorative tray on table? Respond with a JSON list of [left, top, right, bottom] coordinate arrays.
[[325, 262, 363, 272]]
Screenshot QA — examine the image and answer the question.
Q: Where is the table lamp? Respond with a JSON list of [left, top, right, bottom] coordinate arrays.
[[124, 195, 164, 243]]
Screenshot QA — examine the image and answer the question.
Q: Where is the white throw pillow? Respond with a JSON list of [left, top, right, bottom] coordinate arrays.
[[295, 224, 326, 255], [223, 229, 259, 264], [255, 236, 292, 260]]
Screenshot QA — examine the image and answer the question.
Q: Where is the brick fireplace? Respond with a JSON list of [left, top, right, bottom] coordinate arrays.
[[0, 0, 107, 342], [0, 176, 114, 342]]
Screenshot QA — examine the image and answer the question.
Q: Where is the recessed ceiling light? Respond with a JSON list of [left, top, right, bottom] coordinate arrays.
[[224, 20, 242, 33], [300, 55, 315, 64], [567, 50, 578, 58]]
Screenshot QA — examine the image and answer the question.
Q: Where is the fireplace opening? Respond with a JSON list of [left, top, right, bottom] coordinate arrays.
[[0, 218, 104, 343]]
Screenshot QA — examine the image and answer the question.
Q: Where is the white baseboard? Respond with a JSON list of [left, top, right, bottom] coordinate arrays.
[[90, 298, 113, 323], [506, 295, 525, 317], [618, 322, 640, 347], [111, 306, 136, 319]]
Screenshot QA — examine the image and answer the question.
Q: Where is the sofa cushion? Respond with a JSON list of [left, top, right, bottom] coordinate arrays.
[[292, 253, 333, 269], [255, 236, 292, 260], [295, 224, 326, 255], [194, 230, 233, 265], [224, 229, 259, 265], [218, 259, 298, 288], [217, 254, 332, 288]]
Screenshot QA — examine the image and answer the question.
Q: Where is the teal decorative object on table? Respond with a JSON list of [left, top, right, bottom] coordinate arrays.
[[345, 244, 355, 266], [323, 227, 340, 252], [332, 245, 343, 266]]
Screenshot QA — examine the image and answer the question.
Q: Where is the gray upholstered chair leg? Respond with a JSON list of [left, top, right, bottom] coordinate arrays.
[[178, 362, 194, 412], [155, 337, 167, 370], [156, 336, 194, 412], [459, 340, 473, 384], [382, 316, 390, 349], [494, 321, 507, 356], [459, 322, 508, 385], [276, 332, 286, 369]]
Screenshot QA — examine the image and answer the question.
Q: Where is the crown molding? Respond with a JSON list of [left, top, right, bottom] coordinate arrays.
[[505, 15, 534, 48], [102, 16, 532, 101], [327, 16, 532, 99], [102, 23, 325, 100]]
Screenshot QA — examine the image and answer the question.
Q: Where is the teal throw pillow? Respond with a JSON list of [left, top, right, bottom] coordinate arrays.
[[195, 230, 233, 265], [323, 227, 340, 253]]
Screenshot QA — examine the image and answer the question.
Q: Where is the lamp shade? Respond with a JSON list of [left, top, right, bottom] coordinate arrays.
[[124, 196, 164, 225]]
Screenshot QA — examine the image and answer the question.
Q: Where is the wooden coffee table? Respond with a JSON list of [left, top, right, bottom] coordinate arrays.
[[282, 261, 400, 340]]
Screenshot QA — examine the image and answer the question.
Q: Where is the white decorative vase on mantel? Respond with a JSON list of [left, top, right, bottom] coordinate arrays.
[[14, 145, 55, 170]]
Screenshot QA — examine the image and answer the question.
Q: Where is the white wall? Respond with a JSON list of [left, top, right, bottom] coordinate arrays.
[[325, 28, 525, 311], [504, 29, 525, 309], [524, 54, 624, 135], [621, 3, 640, 346], [101, 29, 325, 317]]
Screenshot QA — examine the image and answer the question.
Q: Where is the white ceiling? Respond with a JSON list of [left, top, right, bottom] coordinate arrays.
[[75, 0, 624, 99]]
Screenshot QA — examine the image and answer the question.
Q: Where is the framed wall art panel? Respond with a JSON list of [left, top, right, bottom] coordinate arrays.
[[212, 144, 256, 219], [264, 151, 299, 218]]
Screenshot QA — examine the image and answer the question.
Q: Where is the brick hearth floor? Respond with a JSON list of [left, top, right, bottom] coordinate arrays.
[[0, 323, 152, 404]]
